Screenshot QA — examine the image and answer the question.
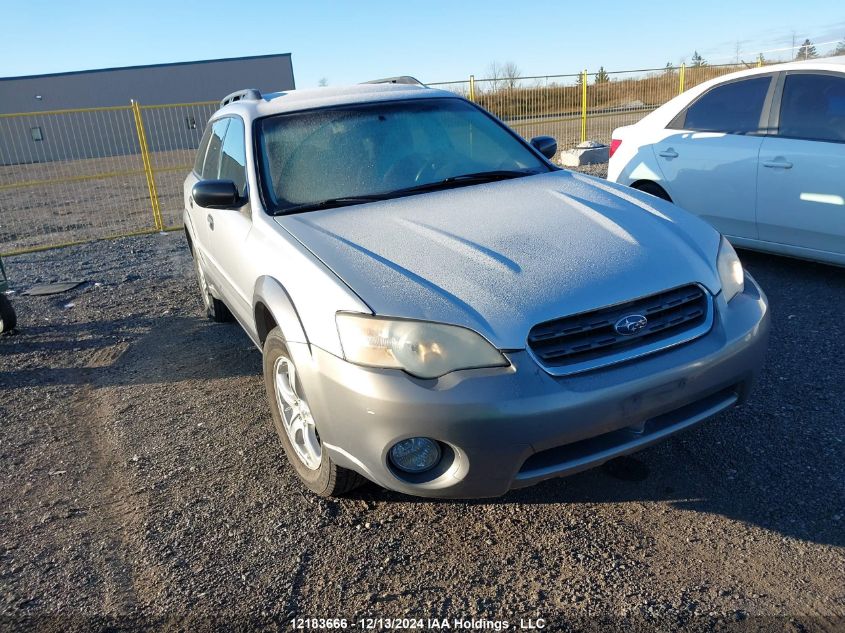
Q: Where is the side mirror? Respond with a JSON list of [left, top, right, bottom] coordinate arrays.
[[530, 136, 557, 160], [192, 180, 245, 209]]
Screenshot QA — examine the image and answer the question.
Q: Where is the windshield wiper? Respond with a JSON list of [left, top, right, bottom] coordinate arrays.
[[384, 169, 539, 197], [273, 170, 538, 215], [443, 169, 538, 183], [275, 195, 387, 215]]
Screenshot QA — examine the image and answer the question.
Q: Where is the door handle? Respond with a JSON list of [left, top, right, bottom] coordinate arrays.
[[762, 159, 793, 169], [658, 148, 679, 159], [207, 214, 214, 230], [189, 196, 194, 209]]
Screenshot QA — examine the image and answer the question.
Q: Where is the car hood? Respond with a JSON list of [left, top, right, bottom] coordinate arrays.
[[276, 171, 722, 349]]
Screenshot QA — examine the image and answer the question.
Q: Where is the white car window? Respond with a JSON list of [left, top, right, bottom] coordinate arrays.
[[219, 117, 247, 196], [193, 124, 212, 175], [778, 73, 845, 143], [201, 118, 230, 180], [675, 77, 771, 135]]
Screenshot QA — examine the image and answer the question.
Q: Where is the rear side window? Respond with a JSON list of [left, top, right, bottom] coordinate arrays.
[[193, 124, 213, 175], [676, 77, 771, 134], [778, 73, 845, 143], [201, 118, 230, 180], [219, 117, 247, 196]]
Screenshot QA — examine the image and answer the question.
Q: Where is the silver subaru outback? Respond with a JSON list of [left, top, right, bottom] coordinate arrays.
[[183, 80, 769, 498]]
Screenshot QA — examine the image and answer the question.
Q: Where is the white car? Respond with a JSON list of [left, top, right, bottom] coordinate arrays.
[[608, 57, 845, 266]]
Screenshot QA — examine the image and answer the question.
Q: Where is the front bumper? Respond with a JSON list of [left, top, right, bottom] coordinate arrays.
[[290, 276, 769, 498]]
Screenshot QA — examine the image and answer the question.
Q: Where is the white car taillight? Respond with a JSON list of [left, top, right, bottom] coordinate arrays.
[[609, 138, 622, 158]]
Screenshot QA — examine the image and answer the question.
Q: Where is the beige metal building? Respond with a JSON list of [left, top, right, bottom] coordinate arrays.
[[0, 53, 295, 164]]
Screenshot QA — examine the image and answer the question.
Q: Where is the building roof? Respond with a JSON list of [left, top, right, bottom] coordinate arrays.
[[0, 53, 293, 82]]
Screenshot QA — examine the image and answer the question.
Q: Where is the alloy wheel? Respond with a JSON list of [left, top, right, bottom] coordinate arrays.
[[273, 355, 322, 470]]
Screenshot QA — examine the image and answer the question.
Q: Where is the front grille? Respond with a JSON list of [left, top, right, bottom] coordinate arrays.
[[527, 284, 710, 370]]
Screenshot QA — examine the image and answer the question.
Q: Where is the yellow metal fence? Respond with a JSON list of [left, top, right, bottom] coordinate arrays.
[[0, 62, 761, 255], [430, 62, 759, 149], [0, 100, 217, 255]]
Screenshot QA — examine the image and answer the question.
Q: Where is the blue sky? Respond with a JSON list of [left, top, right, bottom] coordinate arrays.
[[1, 0, 843, 87]]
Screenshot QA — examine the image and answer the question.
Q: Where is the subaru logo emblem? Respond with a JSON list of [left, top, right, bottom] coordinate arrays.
[[614, 314, 648, 336]]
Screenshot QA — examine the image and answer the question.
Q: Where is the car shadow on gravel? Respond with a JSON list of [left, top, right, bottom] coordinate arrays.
[[347, 421, 843, 549], [0, 316, 261, 389]]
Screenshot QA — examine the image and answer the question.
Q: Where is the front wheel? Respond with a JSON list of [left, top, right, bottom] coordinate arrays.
[[0, 294, 16, 333], [262, 327, 365, 496]]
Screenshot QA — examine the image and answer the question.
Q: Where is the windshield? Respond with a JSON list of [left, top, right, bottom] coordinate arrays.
[[256, 98, 551, 214]]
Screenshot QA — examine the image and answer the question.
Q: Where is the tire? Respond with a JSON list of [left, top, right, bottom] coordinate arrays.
[[0, 294, 16, 334], [262, 327, 365, 496], [192, 253, 233, 323], [632, 180, 672, 202]]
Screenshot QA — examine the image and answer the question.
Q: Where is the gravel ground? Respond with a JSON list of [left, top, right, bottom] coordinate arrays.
[[567, 163, 610, 179], [0, 149, 194, 254], [1, 214, 844, 631]]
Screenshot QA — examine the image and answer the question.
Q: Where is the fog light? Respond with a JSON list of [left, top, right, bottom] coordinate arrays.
[[389, 438, 441, 474]]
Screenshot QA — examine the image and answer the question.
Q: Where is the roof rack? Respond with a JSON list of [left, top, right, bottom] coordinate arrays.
[[220, 88, 262, 107], [362, 76, 426, 87]]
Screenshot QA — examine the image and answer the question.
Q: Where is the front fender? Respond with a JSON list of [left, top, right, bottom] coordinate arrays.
[[252, 276, 309, 348]]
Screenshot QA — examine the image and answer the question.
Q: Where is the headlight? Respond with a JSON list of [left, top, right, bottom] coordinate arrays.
[[717, 237, 744, 303], [336, 313, 508, 379]]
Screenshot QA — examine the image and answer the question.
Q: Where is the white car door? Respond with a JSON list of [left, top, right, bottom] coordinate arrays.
[[654, 75, 776, 239], [756, 71, 845, 260]]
